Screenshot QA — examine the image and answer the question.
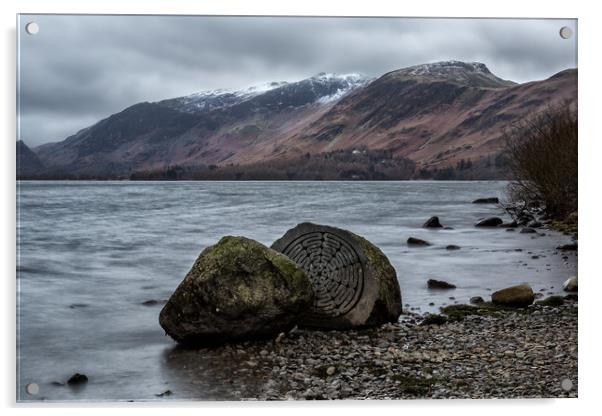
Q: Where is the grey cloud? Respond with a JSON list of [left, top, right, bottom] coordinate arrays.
[[18, 15, 577, 146]]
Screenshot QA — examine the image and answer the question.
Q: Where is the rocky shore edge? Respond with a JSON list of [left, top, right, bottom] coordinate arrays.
[[161, 298, 577, 400]]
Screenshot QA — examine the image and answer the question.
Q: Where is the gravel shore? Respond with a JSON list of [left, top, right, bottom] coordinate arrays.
[[162, 299, 577, 400]]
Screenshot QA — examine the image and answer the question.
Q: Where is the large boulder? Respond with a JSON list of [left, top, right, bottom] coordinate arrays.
[[271, 223, 402, 329], [491, 284, 535, 307], [159, 236, 313, 345]]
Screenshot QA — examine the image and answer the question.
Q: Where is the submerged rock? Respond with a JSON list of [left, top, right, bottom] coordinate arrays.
[[272, 222, 402, 329], [563, 276, 578, 292], [520, 227, 537, 234], [491, 284, 534, 307], [159, 236, 313, 345], [472, 197, 499, 204], [423, 216, 443, 228], [475, 217, 503, 227], [445, 245, 461, 250], [407, 237, 431, 246], [427, 279, 456, 289]]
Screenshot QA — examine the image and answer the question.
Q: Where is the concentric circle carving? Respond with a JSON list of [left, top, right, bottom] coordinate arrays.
[[281, 232, 364, 317]]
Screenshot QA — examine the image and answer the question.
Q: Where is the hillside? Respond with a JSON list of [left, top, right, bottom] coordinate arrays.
[[22, 61, 577, 180]]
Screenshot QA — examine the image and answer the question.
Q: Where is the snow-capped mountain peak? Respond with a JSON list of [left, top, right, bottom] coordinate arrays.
[[407, 61, 491, 76], [158, 73, 370, 113], [159, 81, 289, 113], [389, 60, 515, 89]]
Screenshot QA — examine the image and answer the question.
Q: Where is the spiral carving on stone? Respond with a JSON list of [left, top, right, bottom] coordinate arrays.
[[281, 232, 364, 317]]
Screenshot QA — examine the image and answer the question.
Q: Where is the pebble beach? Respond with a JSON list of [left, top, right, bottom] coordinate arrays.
[[161, 299, 577, 400]]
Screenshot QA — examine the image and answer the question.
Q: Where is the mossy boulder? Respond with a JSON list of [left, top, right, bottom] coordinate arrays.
[[272, 223, 402, 329], [491, 284, 534, 308], [159, 236, 313, 345]]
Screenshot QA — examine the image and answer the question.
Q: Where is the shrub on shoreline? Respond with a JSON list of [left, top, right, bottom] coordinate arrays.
[[504, 103, 577, 219]]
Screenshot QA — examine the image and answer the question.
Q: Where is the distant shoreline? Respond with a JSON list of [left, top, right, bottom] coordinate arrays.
[[16, 178, 510, 182]]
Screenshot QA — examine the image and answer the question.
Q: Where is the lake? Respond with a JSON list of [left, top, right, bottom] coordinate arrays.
[[16, 180, 577, 401]]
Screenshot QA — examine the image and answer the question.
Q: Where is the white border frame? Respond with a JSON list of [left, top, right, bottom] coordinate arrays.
[[2, 1, 599, 414]]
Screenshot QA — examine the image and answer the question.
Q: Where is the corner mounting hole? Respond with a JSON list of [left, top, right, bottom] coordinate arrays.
[[25, 22, 39, 35], [26, 383, 39, 395], [559, 26, 572, 39]]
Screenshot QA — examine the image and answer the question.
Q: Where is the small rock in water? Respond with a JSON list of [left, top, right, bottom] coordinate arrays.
[[446, 245, 461, 250], [527, 220, 543, 228], [407, 237, 431, 247], [557, 243, 577, 251], [520, 228, 537, 234], [67, 373, 88, 385], [475, 217, 503, 227], [472, 197, 499, 204], [427, 279, 456, 289], [68, 304, 88, 309], [423, 216, 443, 228], [470, 296, 485, 305], [326, 366, 336, 376], [155, 390, 172, 397]]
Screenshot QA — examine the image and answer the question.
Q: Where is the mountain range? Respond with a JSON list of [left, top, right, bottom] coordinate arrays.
[[18, 60, 577, 180]]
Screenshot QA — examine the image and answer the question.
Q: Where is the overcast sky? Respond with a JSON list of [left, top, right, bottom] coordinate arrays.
[[18, 15, 577, 147]]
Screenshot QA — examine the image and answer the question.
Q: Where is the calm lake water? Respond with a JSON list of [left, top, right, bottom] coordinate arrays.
[[16, 180, 577, 401]]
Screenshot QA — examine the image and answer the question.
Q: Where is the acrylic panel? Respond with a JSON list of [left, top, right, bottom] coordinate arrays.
[[16, 14, 578, 402]]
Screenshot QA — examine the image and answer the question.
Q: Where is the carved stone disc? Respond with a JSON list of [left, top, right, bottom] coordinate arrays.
[[278, 230, 365, 317]]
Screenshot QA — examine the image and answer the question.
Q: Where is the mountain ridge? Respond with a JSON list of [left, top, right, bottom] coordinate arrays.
[[21, 61, 577, 179]]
